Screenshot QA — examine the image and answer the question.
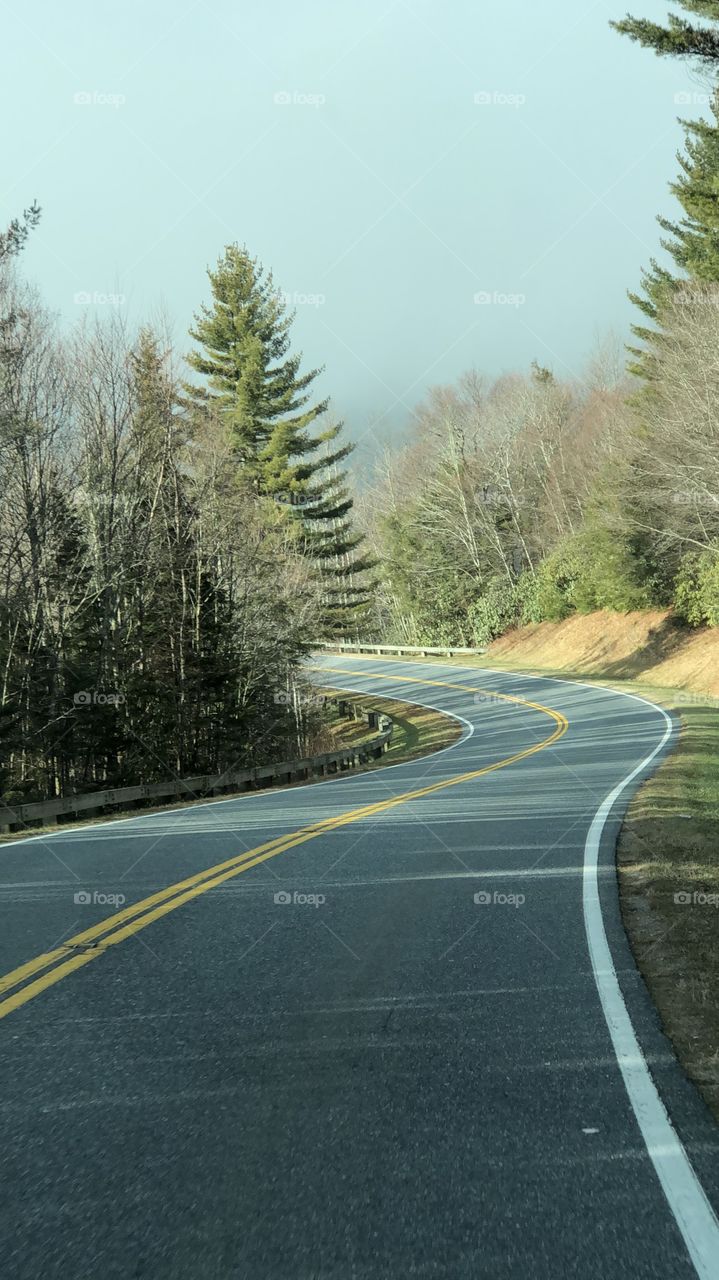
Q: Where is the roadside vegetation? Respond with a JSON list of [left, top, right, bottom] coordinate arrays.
[[321, 689, 462, 768], [0, 689, 460, 841], [617, 694, 719, 1122], [356, 5, 719, 651], [0, 230, 373, 815]]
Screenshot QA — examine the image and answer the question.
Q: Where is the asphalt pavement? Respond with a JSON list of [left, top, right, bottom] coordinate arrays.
[[1, 656, 718, 1279]]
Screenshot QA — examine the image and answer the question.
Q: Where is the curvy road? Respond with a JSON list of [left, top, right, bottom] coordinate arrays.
[[1, 655, 719, 1280]]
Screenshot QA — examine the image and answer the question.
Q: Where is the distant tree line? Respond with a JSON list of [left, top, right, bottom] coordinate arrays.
[[0, 235, 372, 808], [358, 1, 719, 646]]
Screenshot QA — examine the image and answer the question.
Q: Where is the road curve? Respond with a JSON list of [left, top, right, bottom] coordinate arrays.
[[1, 656, 718, 1279]]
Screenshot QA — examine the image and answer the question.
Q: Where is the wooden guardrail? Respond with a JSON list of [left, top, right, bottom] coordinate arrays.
[[0, 699, 392, 836], [314, 641, 486, 658]]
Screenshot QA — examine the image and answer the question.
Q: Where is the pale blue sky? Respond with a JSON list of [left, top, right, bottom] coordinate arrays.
[[1, 0, 706, 464]]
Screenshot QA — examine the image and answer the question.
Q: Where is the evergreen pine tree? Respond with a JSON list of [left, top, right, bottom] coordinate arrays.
[[611, 2, 719, 66], [613, 6, 719, 377], [185, 244, 374, 634], [624, 94, 719, 377], [0, 202, 40, 264]]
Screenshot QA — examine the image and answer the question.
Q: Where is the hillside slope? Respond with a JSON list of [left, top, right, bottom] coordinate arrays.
[[488, 609, 719, 697]]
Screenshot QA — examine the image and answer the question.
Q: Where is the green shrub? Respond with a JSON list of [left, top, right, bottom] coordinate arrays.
[[469, 577, 519, 646], [468, 529, 654, 646], [514, 571, 543, 624], [533, 530, 650, 621], [534, 549, 579, 621], [674, 548, 719, 627]]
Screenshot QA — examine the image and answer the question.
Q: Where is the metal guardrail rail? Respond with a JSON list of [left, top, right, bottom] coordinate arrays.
[[0, 699, 392, 836], [314, 641, 486, 658]]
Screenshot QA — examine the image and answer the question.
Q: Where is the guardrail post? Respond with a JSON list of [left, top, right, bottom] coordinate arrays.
[[0, 703, 394, 835]]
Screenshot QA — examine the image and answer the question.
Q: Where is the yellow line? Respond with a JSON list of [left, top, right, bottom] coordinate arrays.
[[321, 665, 554, 713], [0, 671, 568, 1021], [0, 823, 357, 998]]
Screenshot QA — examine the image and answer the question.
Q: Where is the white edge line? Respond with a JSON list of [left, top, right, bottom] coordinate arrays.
[[341, 653, 719, 1275], [582, 693, 719, 1279], [0, 684, 473, 850]]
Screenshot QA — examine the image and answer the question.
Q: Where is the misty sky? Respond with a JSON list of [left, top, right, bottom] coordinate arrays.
[[2, 0, 707, 469]]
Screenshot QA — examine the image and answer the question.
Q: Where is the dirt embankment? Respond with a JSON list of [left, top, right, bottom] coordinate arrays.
[[488, 609, 719, 697]]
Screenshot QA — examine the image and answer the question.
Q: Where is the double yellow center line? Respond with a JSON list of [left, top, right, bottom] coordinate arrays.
[[0, 669, 568, 1021]]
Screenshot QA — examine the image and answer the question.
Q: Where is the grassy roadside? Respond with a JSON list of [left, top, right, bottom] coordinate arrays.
[[322, 688, 462, 769], [329, 649, 719, 1121], [491, 656, 719, 1120], [0, 688, 460, 844], [615, 694, 719, 1120]]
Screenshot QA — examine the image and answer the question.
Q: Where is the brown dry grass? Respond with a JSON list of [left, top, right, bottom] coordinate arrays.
[[615, 695, 719, 1119], [488, 608, 719, 697]]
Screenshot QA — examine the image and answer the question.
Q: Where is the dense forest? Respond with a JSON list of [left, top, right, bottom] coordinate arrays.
[[0, 229, 372, 807], [358, 1, 719, 646]]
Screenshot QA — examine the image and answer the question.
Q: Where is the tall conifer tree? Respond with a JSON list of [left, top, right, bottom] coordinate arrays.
[[613, 5, 719, 378], [185, 244, 373, 633]]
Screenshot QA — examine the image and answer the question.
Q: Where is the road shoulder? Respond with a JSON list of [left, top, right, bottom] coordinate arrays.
[[330, 650, 719, 1129]]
